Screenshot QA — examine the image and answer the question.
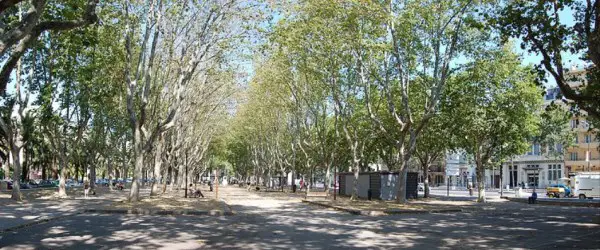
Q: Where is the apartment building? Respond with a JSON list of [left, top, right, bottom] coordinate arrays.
[[502, 68, 599, 189], [565, 117, 600, 174], [559, 68, 600, 174]]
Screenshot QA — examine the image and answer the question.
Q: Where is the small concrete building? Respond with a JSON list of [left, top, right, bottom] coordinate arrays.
[[338, 171, 418, 200]]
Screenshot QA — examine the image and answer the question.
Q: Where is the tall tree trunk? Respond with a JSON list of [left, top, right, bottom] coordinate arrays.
[[169, 162, 177, 192], [162, 161, 169, 194], [128, 127, 144, 202], [21, 151, 28, 182], [351, 160, 360, 200], [178, 160, 185, 190], [476, 155, 486, 202], [281, 168, 286, 191], [51, 155, 58, 179], [350, 142, 360, 200], [267, 164, 272, 188], [421, 154, 432, 198], [74, 163, 79, 184], [10, 143, 23, 201], [151, 135, 164, 196], [41, 162, 47, 180], [422, 163, 430, 198], [90, 159, 96, 191], [57, 150, 68, 198], [396, 161, 409, 203], [396, 150, 409, 203], [108, 158, 113, 191]]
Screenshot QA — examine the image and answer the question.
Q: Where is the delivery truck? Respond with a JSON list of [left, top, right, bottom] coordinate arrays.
[[572, 172, 600, 199]]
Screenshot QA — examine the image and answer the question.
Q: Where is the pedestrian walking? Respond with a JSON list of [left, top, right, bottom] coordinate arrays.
[[468, 182, 473, 196], [84, 181, 90, 199]]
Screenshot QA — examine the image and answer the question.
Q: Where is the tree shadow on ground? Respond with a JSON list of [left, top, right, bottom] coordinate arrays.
[[1, 188, 599, 249]]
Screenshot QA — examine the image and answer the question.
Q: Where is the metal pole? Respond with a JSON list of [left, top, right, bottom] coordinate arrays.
[[588, 141, 590, 171]]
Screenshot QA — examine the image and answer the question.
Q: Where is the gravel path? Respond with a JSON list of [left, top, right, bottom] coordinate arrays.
[[1, 186, 599, 249]]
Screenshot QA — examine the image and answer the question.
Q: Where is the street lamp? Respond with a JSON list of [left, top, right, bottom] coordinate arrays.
[[587, 140, 590, 172], [582, 121, 591, 172]]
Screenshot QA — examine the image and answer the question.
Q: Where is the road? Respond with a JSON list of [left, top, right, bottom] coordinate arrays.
[[1, 186, 599, 249]]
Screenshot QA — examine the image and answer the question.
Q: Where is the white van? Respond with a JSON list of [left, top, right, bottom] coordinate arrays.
[[572, 172, 600, 199]]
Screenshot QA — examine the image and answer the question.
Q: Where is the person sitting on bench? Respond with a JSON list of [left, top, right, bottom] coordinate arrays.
[[528, 189, 537, 204]]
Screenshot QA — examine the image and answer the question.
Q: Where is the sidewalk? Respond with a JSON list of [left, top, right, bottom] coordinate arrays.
[[502, 197, 600, 207]]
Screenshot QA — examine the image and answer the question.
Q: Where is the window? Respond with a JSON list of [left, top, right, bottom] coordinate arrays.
[[571, 119, 577, 129], [585, 135, 591, 143], [548, 164, 562, 181], [575, 136, 579, 143], [534, 144, 540, 155], [570, 152, 578, 161], [556, 144, 563, 153]]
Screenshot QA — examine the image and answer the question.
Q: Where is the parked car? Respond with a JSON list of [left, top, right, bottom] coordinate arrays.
[[96, 179, 109, 186], [38, 180, 56, 188], [66, 180, 77, 187], [28, 180, 39, 188], [19, 183, 32, 189]]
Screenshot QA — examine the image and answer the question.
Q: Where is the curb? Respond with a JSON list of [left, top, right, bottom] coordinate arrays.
[[83, 208, 234, 216], [502, 197, 600, 207], [302, 200, 463, 216], [0, 212, 80, 234], [302, 200, 362, 215]]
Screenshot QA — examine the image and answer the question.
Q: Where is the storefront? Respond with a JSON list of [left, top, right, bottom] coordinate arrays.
[[503, 160, 563, 189]]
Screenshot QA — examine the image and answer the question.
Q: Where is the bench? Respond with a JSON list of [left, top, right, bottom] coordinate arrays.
[[305, 191, 329, 200]]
